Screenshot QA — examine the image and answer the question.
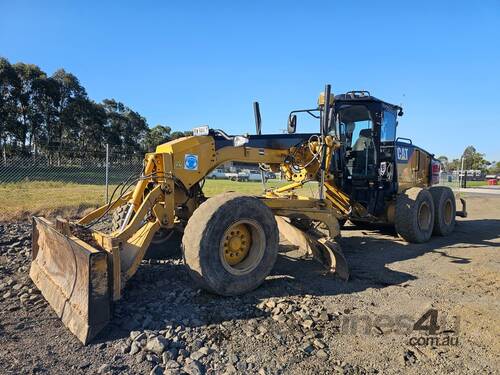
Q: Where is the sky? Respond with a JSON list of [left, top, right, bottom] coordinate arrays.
[[1, 1, 499, 161]]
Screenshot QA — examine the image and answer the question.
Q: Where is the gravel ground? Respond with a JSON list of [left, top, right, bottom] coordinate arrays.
[[0, 194, 498, 374]]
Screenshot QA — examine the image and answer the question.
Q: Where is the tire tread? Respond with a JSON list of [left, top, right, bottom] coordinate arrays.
[[182, 192, 278, 295], [395, 187, 435, 243]]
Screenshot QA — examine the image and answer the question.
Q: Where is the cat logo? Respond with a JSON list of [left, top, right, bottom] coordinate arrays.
[[397, 147, 409, 161]]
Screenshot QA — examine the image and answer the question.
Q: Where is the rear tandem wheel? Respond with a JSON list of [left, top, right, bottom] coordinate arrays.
[[429, 186, 456, 236], [395, 187, 435, 243]]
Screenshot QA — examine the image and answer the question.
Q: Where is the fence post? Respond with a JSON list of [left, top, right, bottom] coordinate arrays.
[[459, 157, 465, 190], [105, 144, 109, 203]]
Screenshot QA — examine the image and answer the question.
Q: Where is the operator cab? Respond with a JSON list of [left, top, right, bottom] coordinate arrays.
[[286, 89, 404, 216], [331, 91, 402, 215]]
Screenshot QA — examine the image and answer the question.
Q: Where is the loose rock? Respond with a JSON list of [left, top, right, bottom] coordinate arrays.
[[150, 364, 163, 375], [183, 359, 204, 375], [97, 363, 111, 374], [145, 335, 169, 355]]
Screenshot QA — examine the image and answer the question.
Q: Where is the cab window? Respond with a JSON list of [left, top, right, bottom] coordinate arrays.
[[338, 105, 373, 147], [338, 105, 376, 177], [381, 110, 397, 142]]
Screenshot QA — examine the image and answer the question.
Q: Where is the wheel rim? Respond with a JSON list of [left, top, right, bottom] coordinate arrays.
[[443, 199, 453, 225], [219, 219, 266, 276], [417, 201, 431, 231]]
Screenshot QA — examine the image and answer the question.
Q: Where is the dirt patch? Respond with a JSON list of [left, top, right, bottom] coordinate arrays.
[[0, 195, 498, 374]]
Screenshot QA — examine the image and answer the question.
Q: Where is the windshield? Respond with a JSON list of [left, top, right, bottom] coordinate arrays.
[[337, 105, 373, 147]]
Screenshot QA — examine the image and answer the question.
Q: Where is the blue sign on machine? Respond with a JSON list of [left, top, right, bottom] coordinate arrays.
[[184, 154, 199, 170]]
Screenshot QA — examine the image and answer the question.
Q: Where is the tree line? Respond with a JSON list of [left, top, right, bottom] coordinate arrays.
[[438, 146, 499, 175], [0, 57, 190, 161], [2, 58, 497, 174]]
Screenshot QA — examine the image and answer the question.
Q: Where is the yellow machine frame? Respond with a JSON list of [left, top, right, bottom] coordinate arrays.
[[76, 134, 348, 300]]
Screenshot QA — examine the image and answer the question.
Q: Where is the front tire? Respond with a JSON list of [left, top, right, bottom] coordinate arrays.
[[182, 193, 279, 295], [395, 187, 435, 243]]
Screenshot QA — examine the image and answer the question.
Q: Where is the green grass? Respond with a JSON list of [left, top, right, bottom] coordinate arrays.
[[0, 181, 112, 221], [202, 179, 284, 195], [8, 177, 488, 222], [203, 179, 319, 197], [0, 179, 318, 221], [463, 180, 488, 187], [437, 180, 489, 189]]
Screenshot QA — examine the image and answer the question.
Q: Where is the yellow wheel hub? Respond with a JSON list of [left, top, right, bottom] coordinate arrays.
[[223, 224, 251, 266]]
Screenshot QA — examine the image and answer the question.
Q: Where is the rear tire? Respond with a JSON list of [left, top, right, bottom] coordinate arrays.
[[429, 186, 456, 236], [112, 205, 181, 259], [146, 230, 182, 259], [183, 193, 279, 296], [395, 187, 435, 243], [111, 205, 127, 232]]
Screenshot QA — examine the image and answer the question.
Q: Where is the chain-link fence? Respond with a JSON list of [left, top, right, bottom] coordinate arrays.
[[437, 172, 461, 190], [0, 146, 475, 210], [0, 145, 144, 202], [436, 171, 485, 191]]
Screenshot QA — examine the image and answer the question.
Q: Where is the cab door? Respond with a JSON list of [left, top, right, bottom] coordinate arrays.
[[338, 104, 377, 181], [337, 103, 379, 212]]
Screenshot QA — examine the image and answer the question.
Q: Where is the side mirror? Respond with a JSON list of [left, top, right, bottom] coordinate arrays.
[[287, 114, 297, 134], [398, 109, 404, 117]]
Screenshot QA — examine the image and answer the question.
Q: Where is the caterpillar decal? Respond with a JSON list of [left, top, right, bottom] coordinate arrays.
[[396, 143, 431, 192]]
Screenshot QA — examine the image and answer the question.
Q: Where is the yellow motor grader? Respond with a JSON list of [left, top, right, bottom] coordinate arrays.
[[30, 85, 465, 344]]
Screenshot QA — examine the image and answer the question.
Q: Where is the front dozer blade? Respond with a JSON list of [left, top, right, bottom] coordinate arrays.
[[275, 216, 349, 280], [314, 238, 349, 280], [30, 217, 111, 344]]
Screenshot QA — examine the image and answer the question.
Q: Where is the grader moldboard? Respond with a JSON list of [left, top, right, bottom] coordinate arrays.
[[30, 85, 466, 344]]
